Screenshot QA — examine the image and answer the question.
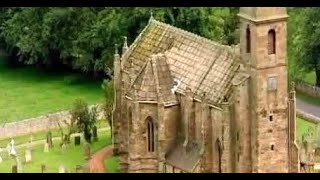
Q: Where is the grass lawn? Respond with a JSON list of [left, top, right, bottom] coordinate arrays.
[[297, 117, 317, 143], [104, 156, 119, 173], [303, 71, 316, 85], [0, 56, 104, 123], [0, 129, 115, 173]]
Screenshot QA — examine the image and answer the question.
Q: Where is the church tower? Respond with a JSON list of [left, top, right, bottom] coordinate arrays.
[[238, 8, 290, 172]]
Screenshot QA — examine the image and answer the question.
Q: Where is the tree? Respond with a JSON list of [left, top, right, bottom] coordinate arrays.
[[70, 99, 97, 143], [298, 8, 320, 86], [101, 79, 114, 139]]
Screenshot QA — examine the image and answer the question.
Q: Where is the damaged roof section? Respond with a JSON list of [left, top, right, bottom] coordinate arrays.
[[122, 18, 241, 105]]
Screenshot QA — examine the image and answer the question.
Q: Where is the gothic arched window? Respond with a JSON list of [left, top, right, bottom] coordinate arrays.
[[147, 117, 155, 152], [246, 26, 251, 53], [268, 29, 276, 55]]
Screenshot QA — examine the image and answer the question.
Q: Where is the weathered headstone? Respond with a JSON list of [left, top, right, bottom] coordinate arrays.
[[92, 126, 98, 142], [9, 139, 17, 157], [41, 164, 46, 173], [25, 148, 32, 163], [46, 131, 53, 148], [83, 143, 91, 160], [0, 155, 2, 164], [12, 165, 17, 173], [16, 156, 22, 173], [30, 134, 34, 143], [59, 164, 66, 173], [74, 136, 81, 146], [44, 142, 49, 153], [61, 143, 67, 154]]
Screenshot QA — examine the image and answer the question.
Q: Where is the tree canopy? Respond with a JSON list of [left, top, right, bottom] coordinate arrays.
[[0, 7, 239, 79]]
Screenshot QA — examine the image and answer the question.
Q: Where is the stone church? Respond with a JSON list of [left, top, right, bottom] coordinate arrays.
[[112, 7, 300, 173]]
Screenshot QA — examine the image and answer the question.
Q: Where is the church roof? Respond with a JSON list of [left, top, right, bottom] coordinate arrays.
[[123, 18, 241, 104], [165, 142, 201, 172]]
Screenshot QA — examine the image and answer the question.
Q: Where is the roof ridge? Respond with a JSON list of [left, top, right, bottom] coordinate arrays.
[[151, 19, 232, 52]]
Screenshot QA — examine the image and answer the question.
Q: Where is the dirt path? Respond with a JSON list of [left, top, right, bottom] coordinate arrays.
[[88, 145, 113, 173]]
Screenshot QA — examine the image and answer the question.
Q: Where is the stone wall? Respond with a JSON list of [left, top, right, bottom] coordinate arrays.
[[0, 104, 104, 140], [295, 80, 320, 98], [296, 109, 320, 124]]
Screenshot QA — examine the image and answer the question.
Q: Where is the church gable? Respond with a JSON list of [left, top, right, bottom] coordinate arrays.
[[127, 53, 178, 105]]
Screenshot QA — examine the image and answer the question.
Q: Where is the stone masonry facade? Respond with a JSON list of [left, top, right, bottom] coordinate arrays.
[[112, 7, 300, 173]]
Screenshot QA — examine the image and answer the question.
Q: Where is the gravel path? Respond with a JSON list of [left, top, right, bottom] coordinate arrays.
[[297, 98, 320, 120]]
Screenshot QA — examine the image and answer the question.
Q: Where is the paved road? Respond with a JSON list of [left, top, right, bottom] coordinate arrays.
[[297, 98, 320, 119]]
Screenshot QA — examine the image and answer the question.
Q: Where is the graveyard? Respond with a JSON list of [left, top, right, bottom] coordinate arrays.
[[0, 125, 119, 173]]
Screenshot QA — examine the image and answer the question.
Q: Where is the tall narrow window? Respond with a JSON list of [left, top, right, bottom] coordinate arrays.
[[246, 26, 251, 53], [147, 117, 155, 152], [268, 29, 276, 55]]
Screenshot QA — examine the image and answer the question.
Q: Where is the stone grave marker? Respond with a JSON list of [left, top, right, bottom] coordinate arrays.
[[46, 131, 53, 148], [9, 139, 17, 157], [92, 126, 98, 142], [84, 143, 91, 160], [0, 148, 3, 163], [59, 164, 66, 173], [61, 143, 67, 154], [41, 164, 46, 173], [25, 147, 32, 163], [44, 142, 49, 153], [74, 135, 81, 146], [12, 165, 17, 173], [30, 134, 34, 143], [14, 156, 22, 173]]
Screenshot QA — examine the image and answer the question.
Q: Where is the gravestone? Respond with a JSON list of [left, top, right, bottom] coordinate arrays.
[[46, 131, 53, 148], [9, 139, 17, 157], [83, 143, 91, 160], [41, 164, 46, 173], [44, 142, 49, 153], [92, 126, 98, 142], [30, 134, 34, 143], [16, 156, 22, 173], [0, 148, 3, 163], [25, 147, 32, 163], [74, 136, 81, 146], [12, 165, 17, 173], [59, 164, 66, 173], [61, 143, 67, 154]]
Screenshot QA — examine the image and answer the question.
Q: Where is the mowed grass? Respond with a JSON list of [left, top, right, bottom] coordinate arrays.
[[297, 117, 317, 143], [303, 71, 316, 85], [0, 129, 115, 173], [0, 57, 103, 123], [104, 156, 120, 173]]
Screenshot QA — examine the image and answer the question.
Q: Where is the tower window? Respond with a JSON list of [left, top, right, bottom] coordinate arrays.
[[271, 144, 275, 151], [246, 26, 251, 53], [147, 117, 155, 152], [236, 132, 239, 141], [268, 29, 276, 55], [269, 115, 273, 122]]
